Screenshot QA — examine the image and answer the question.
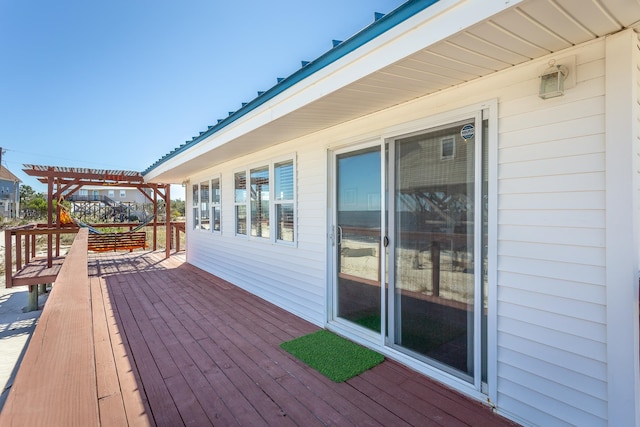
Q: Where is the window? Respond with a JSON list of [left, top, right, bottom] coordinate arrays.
[[250, 166, 270, 238], [108, 190, 115, 198], [200, 180, 210, 230], [235, 156, 295, 243], [441, 137, 455, 160], [211, 177, 221, 232], [192, 184, 200, 230], [235, 171, 247, 235], [119, 190, 126, 198], [274, 160, 294, 242], [192, 178, 220, 232]]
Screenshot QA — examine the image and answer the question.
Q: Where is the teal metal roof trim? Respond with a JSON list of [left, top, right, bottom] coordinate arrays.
[[143, 0, 440, 176]]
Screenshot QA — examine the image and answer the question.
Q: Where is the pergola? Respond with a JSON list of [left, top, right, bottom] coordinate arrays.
[[22, 164, 172, 259]]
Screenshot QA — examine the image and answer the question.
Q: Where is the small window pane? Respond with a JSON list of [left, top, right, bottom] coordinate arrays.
[[211, 178, 220, 204], [275, 161, 293, 201], [250, 166, 270, 238], [200, 181, 210, 230], [192, 207, 199, 230], [235, 172, 246, 203], [276, 203, 294, 242], [192, 184, 199, 207], [441, 137, 455, 159], [212, 206, 221, 231], [236, 205, 246, 235]]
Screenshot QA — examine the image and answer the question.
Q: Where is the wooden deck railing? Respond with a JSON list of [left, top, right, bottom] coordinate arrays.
[[0, 228, 100, 426], [4, 222, 186, 289], [4, 224, 78, 288]]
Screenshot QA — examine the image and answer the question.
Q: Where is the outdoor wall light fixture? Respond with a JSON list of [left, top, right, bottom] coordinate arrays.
[[539, 59, 568, 99]]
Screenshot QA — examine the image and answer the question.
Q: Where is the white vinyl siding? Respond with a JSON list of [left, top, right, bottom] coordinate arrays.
[[187, 147, 323, 325], [495, 42, 608, 425], [182, 36, 629, 426]]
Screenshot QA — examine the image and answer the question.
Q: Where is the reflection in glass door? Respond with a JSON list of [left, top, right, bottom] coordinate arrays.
[[390, 117, 482, 382], [335, 146, 382, 333]]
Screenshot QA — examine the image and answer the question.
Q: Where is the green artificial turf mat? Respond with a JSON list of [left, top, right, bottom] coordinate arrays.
[[280, 330, 384, 382]]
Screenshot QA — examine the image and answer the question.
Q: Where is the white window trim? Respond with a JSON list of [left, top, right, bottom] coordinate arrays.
[[210, 175, 221, 234], [233, 168, 249, 238], [234, 154, 297, 245], [191, 176, 222, 233], [198, 179, 211, 232], [440, 136, 456, 160], [191, 182, 200, 231], [273, 155, 296, 245]]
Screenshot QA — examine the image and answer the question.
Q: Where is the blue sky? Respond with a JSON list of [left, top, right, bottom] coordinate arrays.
[[0, 0, 406, 199]]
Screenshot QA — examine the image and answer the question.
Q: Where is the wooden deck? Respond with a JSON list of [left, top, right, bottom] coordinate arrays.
[[1, 249, 518, 426], [10, 256, 66, 287]]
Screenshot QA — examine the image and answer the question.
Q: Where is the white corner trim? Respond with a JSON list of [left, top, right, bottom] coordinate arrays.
[[604, 29, 640, 427]]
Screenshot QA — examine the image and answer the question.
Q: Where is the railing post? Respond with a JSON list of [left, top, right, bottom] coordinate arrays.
[[174, 223, 180, 253], [16, 232, 22, 271], [5, 229, 12, 288], [25, 232, 30, 265]]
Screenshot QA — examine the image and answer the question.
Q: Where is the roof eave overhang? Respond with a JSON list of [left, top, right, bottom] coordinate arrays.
[[144, 0, 524, 183], [144, 0, 640, 184]]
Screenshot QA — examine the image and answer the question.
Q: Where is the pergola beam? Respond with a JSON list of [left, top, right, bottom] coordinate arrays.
[[23, 164, 175, 259]]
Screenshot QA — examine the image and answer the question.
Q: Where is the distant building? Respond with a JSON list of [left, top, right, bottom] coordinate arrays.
[[64, 186, 154, 222], [0, 166, 20, 219], [70, 186, 152, 205]]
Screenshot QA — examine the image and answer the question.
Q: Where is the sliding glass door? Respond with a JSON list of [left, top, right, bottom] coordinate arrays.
[[388, 117, 483, 382], [331, 111, 488, 387], [334, 146, 382, 333]]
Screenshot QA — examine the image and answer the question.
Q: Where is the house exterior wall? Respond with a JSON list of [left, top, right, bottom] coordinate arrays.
[[0, 178, 19, 218], [78, 187, 150, 204], [184, 34, 638, 426]]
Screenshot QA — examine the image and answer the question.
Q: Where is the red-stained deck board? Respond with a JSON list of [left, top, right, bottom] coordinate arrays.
[[11, 256, 65, 287], [155, 276, 331, 423], [376, 360, 501, 427], [96, 275, 154, 427], [0, 250, 516, 427], [107, 279, 185, 427], [91, 276, 129, 427], [146, 266, 409, 426], [158, 269, 397, 426]]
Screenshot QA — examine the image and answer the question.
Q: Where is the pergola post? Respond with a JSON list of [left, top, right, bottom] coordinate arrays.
[[47, 171, 53, 268], [165, 184, 171, 259]]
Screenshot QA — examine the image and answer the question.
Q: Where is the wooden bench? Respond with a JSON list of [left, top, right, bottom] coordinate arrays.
[[87, 231, 147, 252]]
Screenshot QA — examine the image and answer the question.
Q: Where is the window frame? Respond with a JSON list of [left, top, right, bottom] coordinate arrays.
[[234, 170, 248, 237], [199, 179, 211, 231], [192, 176, 222, 233], [192, 182, 200, 230], [234, 154, 296, 245], [273, 159, 295, 244], [210, 176, 221, 233], [440, 136, 456, 160]]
